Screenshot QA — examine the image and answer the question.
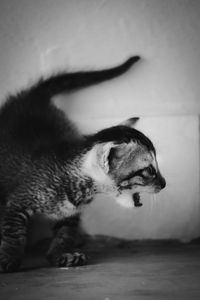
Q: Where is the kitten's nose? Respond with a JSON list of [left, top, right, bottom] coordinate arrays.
[[160, 176, 166, 189]]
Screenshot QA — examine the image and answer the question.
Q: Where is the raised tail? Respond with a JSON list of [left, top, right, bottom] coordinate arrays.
[[34, 56, 140, 98]]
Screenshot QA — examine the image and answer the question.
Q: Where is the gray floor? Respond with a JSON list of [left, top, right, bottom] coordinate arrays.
[[0, 237, 200, 300]]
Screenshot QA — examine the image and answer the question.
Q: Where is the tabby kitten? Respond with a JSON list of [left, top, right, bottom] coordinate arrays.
[[0, 56, 166, 272]]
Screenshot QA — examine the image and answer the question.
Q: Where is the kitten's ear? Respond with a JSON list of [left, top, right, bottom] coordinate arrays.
[[82, 141, 137, 183], [120, 117, 139, 127], [100, 141, 137, 173], [99, 142, 117, 173]]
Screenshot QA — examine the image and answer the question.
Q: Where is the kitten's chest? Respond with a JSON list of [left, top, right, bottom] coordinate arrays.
[[48, 197, 78, 220], [43, 177, 95, 219]]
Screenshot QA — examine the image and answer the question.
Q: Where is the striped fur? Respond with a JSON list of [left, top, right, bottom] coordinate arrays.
[[0, 56, 164, 272]]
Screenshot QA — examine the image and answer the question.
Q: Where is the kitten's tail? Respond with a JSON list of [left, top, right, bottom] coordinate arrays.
[[34, 56, 140, 98]]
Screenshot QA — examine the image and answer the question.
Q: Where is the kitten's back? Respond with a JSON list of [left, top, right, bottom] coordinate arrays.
[[0, 57, 140, 191]]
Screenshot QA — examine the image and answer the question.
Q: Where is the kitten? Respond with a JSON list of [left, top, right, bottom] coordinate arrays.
[[0, 56, 166, 272]]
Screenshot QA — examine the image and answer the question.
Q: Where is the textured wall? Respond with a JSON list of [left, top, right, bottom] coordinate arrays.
[[0, 0, 200, 240], [0, 0, 200, 116]]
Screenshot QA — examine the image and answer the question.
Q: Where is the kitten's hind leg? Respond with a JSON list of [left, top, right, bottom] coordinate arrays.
[[47, 214, 88, 268], [0, 204, 33, 272]]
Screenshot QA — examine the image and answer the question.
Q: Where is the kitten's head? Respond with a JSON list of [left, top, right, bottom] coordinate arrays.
[[108, 140, 166, 193], [83, 119, 166, 205]]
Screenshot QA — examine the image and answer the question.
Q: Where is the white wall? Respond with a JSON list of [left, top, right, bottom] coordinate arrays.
[[0, 0, 200, 240]]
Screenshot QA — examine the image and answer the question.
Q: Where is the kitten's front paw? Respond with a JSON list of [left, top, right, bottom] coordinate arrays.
[[0, 248, 21, 272], [48, 252, 88, 268]]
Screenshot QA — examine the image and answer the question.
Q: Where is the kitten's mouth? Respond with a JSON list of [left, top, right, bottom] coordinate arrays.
[[133, 193, 143, 207]]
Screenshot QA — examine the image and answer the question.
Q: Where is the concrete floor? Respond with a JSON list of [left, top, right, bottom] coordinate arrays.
[[0, 237, 200, 300]]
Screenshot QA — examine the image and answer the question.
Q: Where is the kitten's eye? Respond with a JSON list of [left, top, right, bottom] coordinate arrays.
[[146, 165, 156, 176]]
